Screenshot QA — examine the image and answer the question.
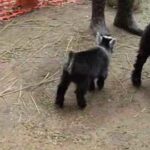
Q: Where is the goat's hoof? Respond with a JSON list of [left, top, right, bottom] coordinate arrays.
[[98, 86, 104, 91], [132, 72, 141, 88], [98, 84, 104, 91], [78, 103, 87, 109], [89, 86, 95, 92], [55, 102, 64, 108], [55, 99, 64, 108], [132, 77, 141, 88], [89, 81, 95, 92]]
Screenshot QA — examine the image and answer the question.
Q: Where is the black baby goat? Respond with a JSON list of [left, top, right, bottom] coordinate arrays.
[[55, 34, 116, 109], [132, 23, 150, 87]]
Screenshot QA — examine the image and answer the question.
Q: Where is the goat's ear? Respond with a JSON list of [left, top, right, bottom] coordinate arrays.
[[96, 32, 103, 45], [109, 38, 116, 48]]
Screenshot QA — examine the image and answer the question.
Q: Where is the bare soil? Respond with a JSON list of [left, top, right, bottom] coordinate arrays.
[[0, 1, 150, 150]]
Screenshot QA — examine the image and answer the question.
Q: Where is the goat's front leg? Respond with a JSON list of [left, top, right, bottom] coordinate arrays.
[[55, 70, 71, 108]]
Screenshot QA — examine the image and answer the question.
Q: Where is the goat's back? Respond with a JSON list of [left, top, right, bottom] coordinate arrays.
[[66, 47, 110, 77]]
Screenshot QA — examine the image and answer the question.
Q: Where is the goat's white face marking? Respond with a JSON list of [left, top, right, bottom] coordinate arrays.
[[103, 35, 113, 39], [96, 33, 116, 48], [109, 38, 116, 49]]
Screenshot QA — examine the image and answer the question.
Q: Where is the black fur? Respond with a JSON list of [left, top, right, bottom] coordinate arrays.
[[132, 24, 150, 87], [55, 35, 116, 109]]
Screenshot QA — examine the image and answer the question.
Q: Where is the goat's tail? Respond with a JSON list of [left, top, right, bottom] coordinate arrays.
[[69, 51, 74, 58], [64, 51, 75, 74]]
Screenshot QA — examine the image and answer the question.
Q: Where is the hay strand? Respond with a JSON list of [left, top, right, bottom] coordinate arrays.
[[30, 92, 40, 114]]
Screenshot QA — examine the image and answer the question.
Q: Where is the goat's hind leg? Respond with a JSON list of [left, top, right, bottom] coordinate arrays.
[[89, 79, 95, 91], [97, 71, 107, 90], [76, 78, 89, 109], [55, 70, 71, 108], [97, 76, 105, 90], [132, 52, 149, 87]]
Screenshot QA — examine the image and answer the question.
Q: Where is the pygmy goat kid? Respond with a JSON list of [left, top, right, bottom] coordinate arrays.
[[132, 23, 150, 87], [55, 34, 116, 109]]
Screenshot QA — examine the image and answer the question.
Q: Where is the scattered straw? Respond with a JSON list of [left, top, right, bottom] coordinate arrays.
[[17, 83, 23, 104], [19, 34, 64, 67], [0, 79, 18, 97], [65, 36, 74, 52], [111, 72, 127, 95], [0, 69, 60, 97], [133, 108, 147, 118], [1, 96, 8, 105], [0, 71, 12, 82], [30, 92, 40, 114], [43, 72, 50, 81], [0, 78, 59, 97], [0, 20, 14, 34], [18, 114, 22, 123], [125, 53, 133, 69], [21, 97, 27, 110], [117, 43, 138, 50]]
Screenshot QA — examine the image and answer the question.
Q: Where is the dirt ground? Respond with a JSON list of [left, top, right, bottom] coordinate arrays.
[[0, 1, 150, 150]]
